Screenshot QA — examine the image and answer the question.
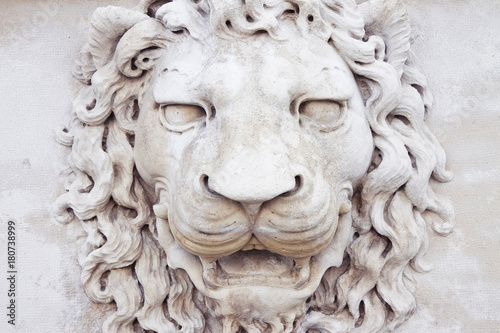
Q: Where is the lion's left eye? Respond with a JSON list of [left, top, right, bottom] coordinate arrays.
[[159, 104, 207, 133], [298, 100, 346, 132]]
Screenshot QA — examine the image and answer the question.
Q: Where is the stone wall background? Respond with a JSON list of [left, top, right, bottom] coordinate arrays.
[[0, 0, 498, 332]]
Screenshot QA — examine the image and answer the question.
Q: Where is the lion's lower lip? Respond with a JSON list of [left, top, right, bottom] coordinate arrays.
[[201, 250, 311, 288]]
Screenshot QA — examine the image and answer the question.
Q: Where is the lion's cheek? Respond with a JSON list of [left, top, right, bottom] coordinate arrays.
[[323, 111, 374, 186], [134, 111, 191, 191], [343, 99, 376, 182]]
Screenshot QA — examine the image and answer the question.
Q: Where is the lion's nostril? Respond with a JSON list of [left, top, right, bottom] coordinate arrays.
[[281, 175, 302, 197], [202, 174, 210, 191], [201, 175, 216, 196], [202, 172, 301, 204], [295, 175, 302, 190]]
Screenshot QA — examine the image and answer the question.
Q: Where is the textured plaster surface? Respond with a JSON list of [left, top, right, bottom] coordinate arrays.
[[0, 0, 499, 332], [398, 1, 500, 331]]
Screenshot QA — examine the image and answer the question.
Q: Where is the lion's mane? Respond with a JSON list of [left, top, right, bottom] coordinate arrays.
[[54, 0, 454, 332]]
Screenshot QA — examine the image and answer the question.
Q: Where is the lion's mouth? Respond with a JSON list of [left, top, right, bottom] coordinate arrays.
[[201, 249, 311, 289]]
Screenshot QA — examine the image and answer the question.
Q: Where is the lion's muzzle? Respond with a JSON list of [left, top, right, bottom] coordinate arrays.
[[167, 157, 341, 263]]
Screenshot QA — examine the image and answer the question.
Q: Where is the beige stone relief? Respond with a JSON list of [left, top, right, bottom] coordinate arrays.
[[53, 0, 454, 332]]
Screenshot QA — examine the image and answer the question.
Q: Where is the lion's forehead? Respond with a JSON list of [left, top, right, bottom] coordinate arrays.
[[153, 35, 355, 107]]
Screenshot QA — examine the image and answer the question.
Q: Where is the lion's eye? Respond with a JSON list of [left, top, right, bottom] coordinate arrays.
[[159, 104, 206, 133], [298, 100, 346, 132]]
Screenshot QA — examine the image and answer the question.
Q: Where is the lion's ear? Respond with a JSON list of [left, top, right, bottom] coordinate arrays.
[[115, 19, 168, 78], [88, 6, 167, 78], [89, 6, 150, 69]]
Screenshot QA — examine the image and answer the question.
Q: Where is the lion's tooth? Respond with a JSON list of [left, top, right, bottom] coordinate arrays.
[[241, 235, 266, 251], [339, 201, 351, 215], [241, 244, 255, 251], [200, 257, 218, 269], [152, 203, 169, 219], [247, 236, 261, 244], [293, 257, 310, 267]]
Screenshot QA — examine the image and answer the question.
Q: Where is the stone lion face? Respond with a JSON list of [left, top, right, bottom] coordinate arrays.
[[135, 26, 373, 319], [55, 0, 453, 331]]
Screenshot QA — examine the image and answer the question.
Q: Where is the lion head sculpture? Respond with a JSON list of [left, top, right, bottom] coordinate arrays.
[[54, 0, 454, 332]]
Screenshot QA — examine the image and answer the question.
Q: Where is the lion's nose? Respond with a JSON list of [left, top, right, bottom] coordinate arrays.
[[201, 174, 302, 214]]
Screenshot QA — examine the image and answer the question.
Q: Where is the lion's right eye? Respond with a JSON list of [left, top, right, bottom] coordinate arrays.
[[298, 100, 346, 132], [159, 104, 207, 133]]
